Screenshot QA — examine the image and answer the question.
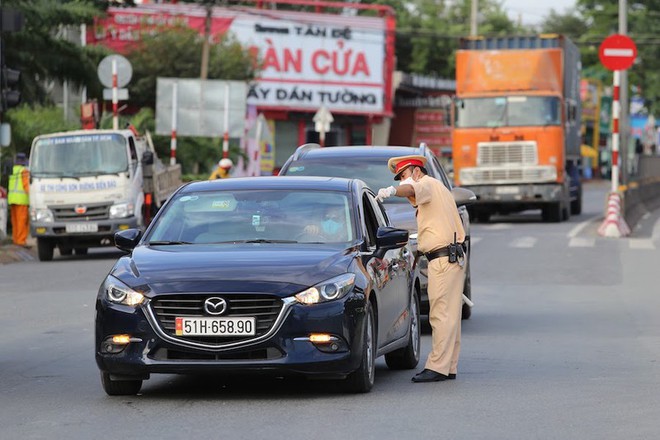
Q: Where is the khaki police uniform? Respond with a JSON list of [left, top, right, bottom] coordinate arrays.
[[411, 174, 466, 376]]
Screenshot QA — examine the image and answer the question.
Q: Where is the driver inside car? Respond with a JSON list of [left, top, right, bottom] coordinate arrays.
[[302, 205, 347, 242]]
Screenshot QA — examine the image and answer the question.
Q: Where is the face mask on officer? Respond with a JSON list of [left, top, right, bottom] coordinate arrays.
[[399, 167, 416, 186]]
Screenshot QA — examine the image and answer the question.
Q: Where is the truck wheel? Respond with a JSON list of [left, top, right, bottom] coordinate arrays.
[[571, 185, 583, 215], [385, 290, 420, 370], [37, 238, 54, 262], [74, 247, 88, 255], [59, 246, 73, 256], [541, 203, 561, 222], [100, 372, 142, 396], [476, 211, 490, 223]]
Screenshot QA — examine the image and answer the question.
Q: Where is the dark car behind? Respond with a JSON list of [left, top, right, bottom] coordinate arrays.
[[279, 144, 474, 319]]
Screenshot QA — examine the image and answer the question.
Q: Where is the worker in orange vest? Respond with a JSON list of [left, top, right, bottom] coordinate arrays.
[[8, 153, 31, 247]]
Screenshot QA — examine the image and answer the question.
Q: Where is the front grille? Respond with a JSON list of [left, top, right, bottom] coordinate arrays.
[[51, 202, 112, 222], [478, 142, 537, 166], [149, 294, 284, 346]]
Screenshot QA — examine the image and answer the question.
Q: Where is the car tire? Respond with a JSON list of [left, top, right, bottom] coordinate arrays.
[[37, 238, 54, 262], [345, 303, 376, 393], [462, 265, 472, 320], [101, 371, 142, 396], [385, 291, 421, 370]]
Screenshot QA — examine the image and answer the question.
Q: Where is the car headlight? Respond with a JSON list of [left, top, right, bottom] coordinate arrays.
[[103, 276, 145, 307], [294, 273, 356, 305], [109, 202, 135, 219], [30, 208, 54, 223]]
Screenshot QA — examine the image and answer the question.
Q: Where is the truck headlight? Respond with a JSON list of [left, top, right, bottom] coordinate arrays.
[[103, 276, 145, 307], [109, 202, 134, 219], [30, 208, 54, 223], [294, 273, 356, 305]]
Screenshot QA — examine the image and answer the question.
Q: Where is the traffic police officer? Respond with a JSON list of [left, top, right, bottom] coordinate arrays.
[[377, 155, 466, 382]]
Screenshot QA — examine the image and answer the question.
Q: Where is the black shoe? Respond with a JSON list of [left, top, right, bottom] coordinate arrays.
[[411, 369, 449, 383], [448, 373, 457, 380]]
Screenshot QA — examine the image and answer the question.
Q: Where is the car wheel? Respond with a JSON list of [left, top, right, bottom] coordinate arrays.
[[345, 303, 376, 393], [385, 290, 421, 370], [462, 265, 472, 320], [37, 238, 54, 262], [100, 371, 142, 396]]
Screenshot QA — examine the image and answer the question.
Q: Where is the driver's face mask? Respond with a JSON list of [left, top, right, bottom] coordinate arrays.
[[322, 217, 342, 234]]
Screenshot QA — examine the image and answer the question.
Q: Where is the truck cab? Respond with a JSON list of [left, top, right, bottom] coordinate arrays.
[[29, 129, 156, 261]]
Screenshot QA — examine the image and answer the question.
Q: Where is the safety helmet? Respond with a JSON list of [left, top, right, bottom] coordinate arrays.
[[219, 158, 233, 170]]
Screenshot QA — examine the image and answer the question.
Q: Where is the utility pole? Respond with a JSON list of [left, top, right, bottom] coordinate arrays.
[[470, 0, 478, 36], [618, 0, 629, 186], [200, 4, 212, 80]]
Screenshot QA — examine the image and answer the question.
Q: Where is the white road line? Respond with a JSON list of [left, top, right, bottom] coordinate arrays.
[[482, 223, 512, 231], [510, 236, 537, 248], [569, 237, 596, 248], [567, 217, 596, 238], [628, 239, 656, 250], [653, 217, 660, 240], [470, 237, 483, 245]]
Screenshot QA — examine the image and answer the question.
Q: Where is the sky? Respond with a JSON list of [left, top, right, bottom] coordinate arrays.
[[501, 0, 578, 26]]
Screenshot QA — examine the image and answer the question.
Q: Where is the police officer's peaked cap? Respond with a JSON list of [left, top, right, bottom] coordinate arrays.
[[388, 155, 427, 181]]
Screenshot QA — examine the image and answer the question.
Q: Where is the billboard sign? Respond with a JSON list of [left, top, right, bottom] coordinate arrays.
[[91, 4, 390, 115]]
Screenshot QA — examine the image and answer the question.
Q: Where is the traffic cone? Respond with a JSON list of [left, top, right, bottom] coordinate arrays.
[[597, 192, 631, 238]]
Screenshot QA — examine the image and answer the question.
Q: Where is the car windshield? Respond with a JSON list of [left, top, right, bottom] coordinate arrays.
[[30, 133, 129, 177], [284, 158, 405, 204], [455, 96, 561, 128], [146, 189, 355, 244]]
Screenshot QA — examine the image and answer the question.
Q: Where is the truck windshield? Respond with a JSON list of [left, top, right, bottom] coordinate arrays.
[[455, 96, 561, 128], [30, 133, 129, 177]]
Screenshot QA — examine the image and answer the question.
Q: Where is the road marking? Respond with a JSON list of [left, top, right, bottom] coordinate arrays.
[[510, 236, 537, 248], [482, 223, 512, 231], [569, 237, 596, 247], [567, 217, 597, 238], [470, 237, 482, 245], [628, 239, 655, 250]]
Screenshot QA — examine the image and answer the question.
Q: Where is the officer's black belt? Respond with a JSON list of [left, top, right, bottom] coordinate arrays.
[[424, 247, 450, 262]]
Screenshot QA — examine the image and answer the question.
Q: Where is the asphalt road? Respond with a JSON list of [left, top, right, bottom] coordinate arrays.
[[1, 180, 659, 440]]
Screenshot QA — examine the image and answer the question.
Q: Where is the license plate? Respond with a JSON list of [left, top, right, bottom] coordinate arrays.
[[495, 186, 519, 195], [175, 317, 256, 336], [65, 222, 98, 233]]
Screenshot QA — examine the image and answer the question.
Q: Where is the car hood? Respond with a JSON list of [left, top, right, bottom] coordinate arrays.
[[110, 243, 356, 298], [383, 202, 417, 232]]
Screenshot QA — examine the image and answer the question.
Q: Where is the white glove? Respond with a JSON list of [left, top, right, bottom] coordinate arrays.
[[376, 186, 396, 201]]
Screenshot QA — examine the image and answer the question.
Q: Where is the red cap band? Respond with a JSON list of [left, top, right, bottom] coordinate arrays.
[[395, 159, 424, 174]]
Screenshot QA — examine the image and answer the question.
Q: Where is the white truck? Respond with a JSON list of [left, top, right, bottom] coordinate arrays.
[[28, 129, 182, 261]]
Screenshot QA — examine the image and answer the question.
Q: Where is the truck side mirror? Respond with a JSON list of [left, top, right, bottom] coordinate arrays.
[[142, 151, 154, 165]]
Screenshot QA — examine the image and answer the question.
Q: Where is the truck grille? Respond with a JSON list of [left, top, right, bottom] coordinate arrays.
[[477, 142, 537, 166], [51, 202, 112, 222], [466, 167, 553, 182], [149, 294, 284, 347]]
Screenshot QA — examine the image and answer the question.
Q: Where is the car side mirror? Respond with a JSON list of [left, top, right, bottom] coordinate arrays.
[[373, 226, 409, 259], [115, 229, 142, 253], [452, 187, 476, 207]]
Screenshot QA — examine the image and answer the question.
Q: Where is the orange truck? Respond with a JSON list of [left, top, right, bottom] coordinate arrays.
[[452, 35, 582, 222]]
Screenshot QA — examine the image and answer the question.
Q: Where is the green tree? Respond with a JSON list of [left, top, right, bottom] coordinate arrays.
[[2, 0, 108, 105]]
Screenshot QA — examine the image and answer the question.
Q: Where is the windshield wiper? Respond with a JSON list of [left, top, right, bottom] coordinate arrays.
[[148, 240, 193, 245]]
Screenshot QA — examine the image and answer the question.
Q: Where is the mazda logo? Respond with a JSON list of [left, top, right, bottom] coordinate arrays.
[[204, 297, 227, 316]]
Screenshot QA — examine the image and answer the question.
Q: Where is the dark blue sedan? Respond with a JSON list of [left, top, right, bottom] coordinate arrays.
[[95, 176, 420, 395]]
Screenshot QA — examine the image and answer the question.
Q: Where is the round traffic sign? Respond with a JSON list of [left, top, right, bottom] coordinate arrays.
[[97, 54, 133, 88], [599, 34, 637, 71]]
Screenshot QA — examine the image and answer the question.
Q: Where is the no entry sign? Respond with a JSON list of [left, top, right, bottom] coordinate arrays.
[[599, 34, 637, 71]]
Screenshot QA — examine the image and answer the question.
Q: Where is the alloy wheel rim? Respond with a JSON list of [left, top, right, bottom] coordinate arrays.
[[366, 311, 374, 381], [411, 296, 420, 357]]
